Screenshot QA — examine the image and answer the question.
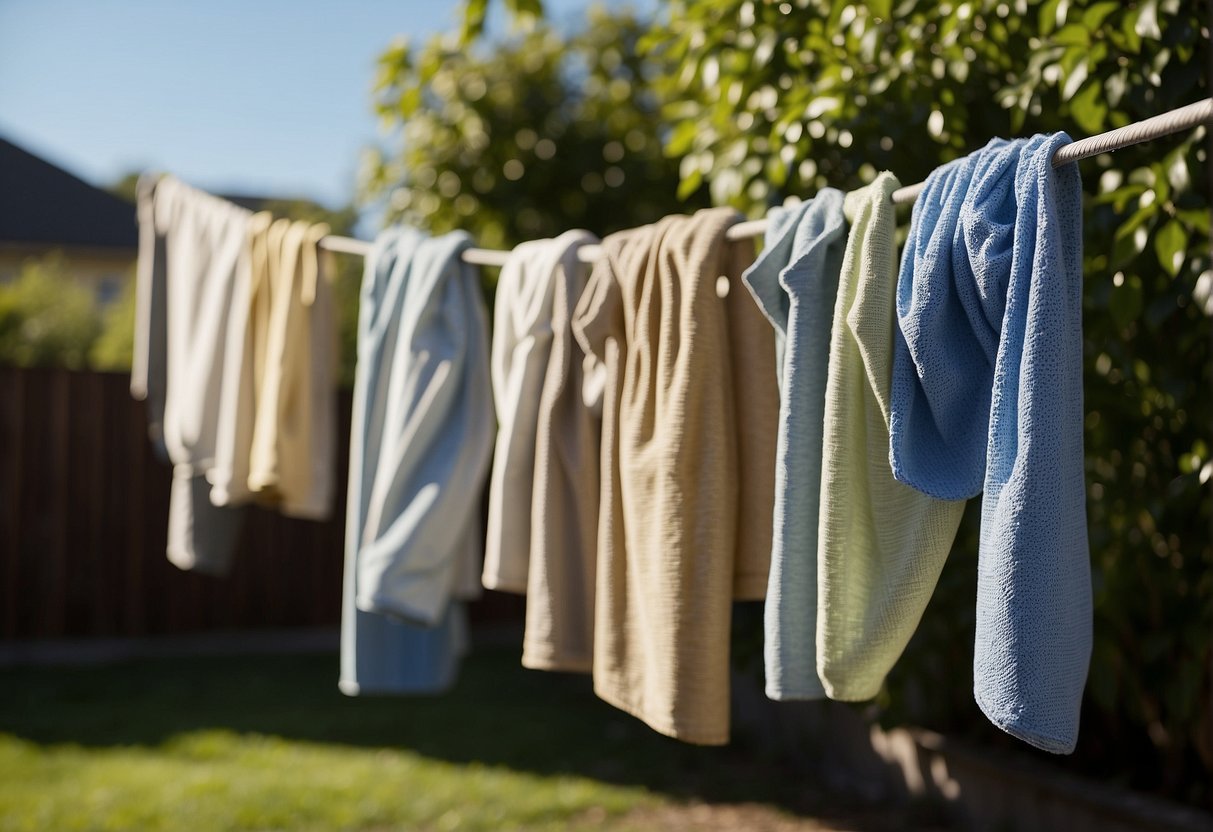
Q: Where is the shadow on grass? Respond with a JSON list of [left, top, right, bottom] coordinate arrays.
[[0, 643, 923, 828]]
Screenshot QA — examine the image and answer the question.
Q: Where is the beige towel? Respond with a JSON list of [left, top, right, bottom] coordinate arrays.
[[572, 207, 777, 745], [211, 214, 336, 520], [246, 219, 336, 517], [519, 230, 601, 673]]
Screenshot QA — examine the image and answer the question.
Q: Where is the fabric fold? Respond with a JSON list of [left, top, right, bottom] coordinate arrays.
[[740, 189, 846, 701], [502, 230, 604, 673], [340, 226, 493, 696], [245, 218, 336, 518], [132, 174, 252, 575], [816, 173, 966, 702], [573, 207, 778, 745], [210, 214, 337, 521], [482, 230, 596, 594], [889, 134, 1091, 754]]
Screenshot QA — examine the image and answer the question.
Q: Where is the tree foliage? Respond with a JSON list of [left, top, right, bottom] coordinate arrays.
[[648, 0, 1210, 804], [393, 0, 1210, 807], [0, 253, 102, 369], [361, 6, 704, 256], [90, 274, 138, 371]]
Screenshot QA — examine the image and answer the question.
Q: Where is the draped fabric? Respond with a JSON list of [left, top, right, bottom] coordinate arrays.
[[498, 231, 604, 673], [482, 230, 598, 597], [889, 135, 1091, 753], [572, 207, 777, 745], [340, 227, 493, 695], [132, 174, 251, 575], [741, 190, 846, 701], [210, 214, 337, 521], [816, 173, 966, 701]]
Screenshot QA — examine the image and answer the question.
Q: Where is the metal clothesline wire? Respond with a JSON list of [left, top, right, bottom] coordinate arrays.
[[318, 97, 1213, 267]]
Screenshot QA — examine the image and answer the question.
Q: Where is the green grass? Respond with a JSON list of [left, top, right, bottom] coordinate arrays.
[[0, 644, 854, 831]]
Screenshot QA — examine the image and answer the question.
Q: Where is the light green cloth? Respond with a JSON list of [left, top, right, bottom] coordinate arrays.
[[816, 173, 966, 701]]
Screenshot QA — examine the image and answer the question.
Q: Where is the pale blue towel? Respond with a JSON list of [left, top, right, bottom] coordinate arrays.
[[890, 134, 1091, 753], [340, 226, 494, 696], [741, 190, 846, 701]]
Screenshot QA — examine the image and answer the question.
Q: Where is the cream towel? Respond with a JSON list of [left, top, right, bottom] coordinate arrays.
[[816, 173, 966, 701], [132, 174, 251, 575], [208, 211, 269, 510], [572, 208, 777, 745], [246, 219, 336, 517], [519, 230, 601, 673], [482, 230, 596, 593], [210, 216, 337, 521]]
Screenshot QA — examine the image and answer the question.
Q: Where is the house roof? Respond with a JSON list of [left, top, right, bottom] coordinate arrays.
[[0, 137, 137, 250]]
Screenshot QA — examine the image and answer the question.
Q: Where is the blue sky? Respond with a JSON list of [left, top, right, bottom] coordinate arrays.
[[0, 0, 646, 210]]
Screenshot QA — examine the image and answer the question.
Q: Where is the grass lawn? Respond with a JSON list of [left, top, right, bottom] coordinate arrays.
[[0, 642, 921, 831]]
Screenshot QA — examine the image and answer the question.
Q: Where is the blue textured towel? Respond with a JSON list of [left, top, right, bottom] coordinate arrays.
[[340, 226, 493, 696], [889, 134, 1091, 753], [741, 190, 846, 701]]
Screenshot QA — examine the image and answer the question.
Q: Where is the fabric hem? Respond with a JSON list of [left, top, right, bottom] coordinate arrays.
[[593, 683, 729, 746], [764, 682, 828, 702], [480, 574, 528, 595], [521, 643, 592, 674], [974, 688, 1077, 755], [818, 681, 881, 703]]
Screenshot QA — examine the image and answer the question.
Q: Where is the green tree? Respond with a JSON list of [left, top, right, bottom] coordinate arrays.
[[648, 0, 1211, 804], [362, 5, 704, 256], [428, 0, 1210, 807], [90, 270, 137, 371], [0, 253, 102, 369]]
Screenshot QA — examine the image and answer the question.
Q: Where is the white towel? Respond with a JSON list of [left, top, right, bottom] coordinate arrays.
[[132, 174, 251, 575], [482, 230, 597, 594]]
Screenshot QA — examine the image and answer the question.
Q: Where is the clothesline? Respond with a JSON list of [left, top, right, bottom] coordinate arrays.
[[319, 97, 1213, 267]]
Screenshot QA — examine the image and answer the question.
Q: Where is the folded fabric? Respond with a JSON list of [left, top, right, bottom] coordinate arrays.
[[482, 230, 596, 596], [889, 134, 1091, 754], [340, 226, 494, 696], [208, 211, 269, 511], [741, 190, 846, 701], [246, 219, 336, 517], [816, 173, 966, 702], [211, 215, 337, 520], [573, 207, 777, 745], [131, 174, 251, 575], [509, 231, 603, 673]]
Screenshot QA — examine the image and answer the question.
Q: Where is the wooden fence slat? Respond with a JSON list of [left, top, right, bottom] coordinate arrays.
[[0, 367, 519, 639]]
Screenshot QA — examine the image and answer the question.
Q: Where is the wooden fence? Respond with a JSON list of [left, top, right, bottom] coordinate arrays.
[[0, 366, 520, 639]]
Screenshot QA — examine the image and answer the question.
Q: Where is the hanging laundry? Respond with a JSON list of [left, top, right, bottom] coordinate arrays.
[[741, 189, 846, 702], [889, 134, 1090, 754], [479, 230, 602, 673], [572, 207, 777, 745], [340, 226, 493, 695], [482, 231, 595, 592], [131, 174, 251, 575], [815, 173, 966, 701], [210, 215, 337, 520]]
